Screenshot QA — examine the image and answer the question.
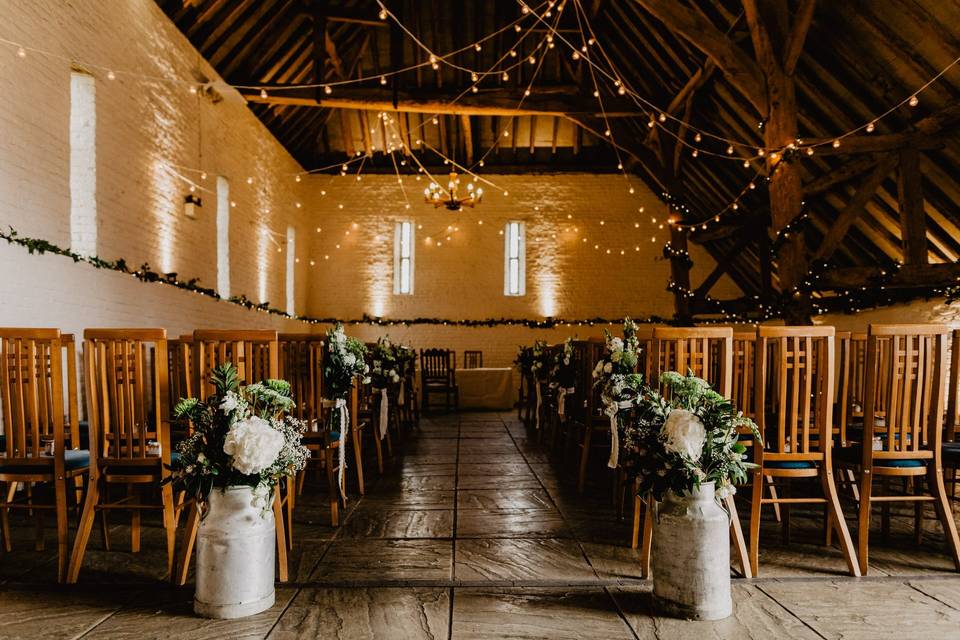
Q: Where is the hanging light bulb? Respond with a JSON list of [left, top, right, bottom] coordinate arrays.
[[509, 50, 517, 57], [572, 51, 580, 60], [694, 132, 701, 142], [832, 139, 841, 148], [909, 94, 919, 107], [379, 8, 388, 19], [380, 76, 387, 85], [475, 43, 482, 52], [502, 71, 509, 81], [866, 121, 876, 133], [471, 72, 478, 82], [16, 46, 26, 58], [323, 85, 332, 95], [260, 88, 268, 99], [726, 145, 734, 155], [107, 70, 116, 80]]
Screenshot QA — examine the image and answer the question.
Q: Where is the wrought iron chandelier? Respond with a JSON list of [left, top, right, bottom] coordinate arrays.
[[423, 171, 483, 211]]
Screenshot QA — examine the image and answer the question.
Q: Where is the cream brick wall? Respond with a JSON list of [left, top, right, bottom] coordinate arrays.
[[0, 0, 311, 337], [302, 173, 744, 365]]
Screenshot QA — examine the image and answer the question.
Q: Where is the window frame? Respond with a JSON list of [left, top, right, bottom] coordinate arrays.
[[503, 221, 526, 296], [393, 220, 415, 295]]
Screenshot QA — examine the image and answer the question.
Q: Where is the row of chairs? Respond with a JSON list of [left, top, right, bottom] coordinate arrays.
[[523, 324, 960, 578], [0, 328, 420, 584]]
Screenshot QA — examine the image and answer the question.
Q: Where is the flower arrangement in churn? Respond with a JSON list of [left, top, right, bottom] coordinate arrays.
[[592, 318, 644, 468], [167, 364, 310, 512], [620, 371, 760, 501]]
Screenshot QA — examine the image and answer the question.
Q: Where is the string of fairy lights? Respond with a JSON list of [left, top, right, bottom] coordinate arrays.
[[3, 0, 960, 322]]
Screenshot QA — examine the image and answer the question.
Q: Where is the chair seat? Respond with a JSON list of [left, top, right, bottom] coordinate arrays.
[[764, 460, 816, 469], [0, 449, 90, 473], [836, 445, 924, 468]]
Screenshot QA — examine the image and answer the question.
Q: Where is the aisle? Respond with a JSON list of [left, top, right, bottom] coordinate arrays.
[[2, 412, 960, 638]]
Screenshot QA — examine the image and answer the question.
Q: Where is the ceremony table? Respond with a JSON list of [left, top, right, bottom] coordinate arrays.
[[455, 367, 516, 410]]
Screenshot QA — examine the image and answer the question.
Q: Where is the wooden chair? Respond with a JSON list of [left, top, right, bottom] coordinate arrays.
[[0, 329, 88, 583], [576, 338, 611, 494], [463, 350, 483, 369], [748, 326, 860, 577], [67, 329, 176, 583], [944, 329, 960, 500], [845, 324, 960, 574], [175, 329, 291, 585], [638, 326, 752, 578], [420, 349, 458, 411], [279, 334, 344, 525]]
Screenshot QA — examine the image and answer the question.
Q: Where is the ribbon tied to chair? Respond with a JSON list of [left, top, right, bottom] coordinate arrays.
[[397, 379, 405, 406], [335, 397, 348, 500], [557, 386, 575, 419], [535, 382, 543, 430], [378, 387, 389, 440], [605, 399, 633, 469]]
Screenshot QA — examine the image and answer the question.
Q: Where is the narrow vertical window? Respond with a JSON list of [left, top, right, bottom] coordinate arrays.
[[70, 71, 97, 257], [216, 176, 230, 297], [504, 221, 525, 296], [394, 221, 414, 294], [285, 226, 295, 315]]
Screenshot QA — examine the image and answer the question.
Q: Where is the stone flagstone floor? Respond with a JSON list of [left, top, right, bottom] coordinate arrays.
[[2, 411, 960, 638]]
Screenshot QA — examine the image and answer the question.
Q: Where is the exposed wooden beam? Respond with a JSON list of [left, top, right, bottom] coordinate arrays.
[[242, 86, 643, 117], [817, 263, 960, 289], [634, 0, 765, 112], [782, 0, 815, 75], [299, 7, 387, 28], [460, 114, 473, 164], [669, 224, 693, 324], [803, 156, 878, 195], [693, 232, 755, 301], [897, 147, 927, 265], [812, 153, 898, 262]]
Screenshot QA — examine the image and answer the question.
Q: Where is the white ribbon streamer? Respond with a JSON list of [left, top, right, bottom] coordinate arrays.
[[335, 397, 348, 500], [379, 387, 389, 440], [557, 387, 575, 419], [398, 379, 405, 406], [607, 399, 633, 469], [535, 383, 543, 430]]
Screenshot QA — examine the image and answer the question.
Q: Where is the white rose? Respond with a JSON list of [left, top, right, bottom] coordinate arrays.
[[219, 392, 238, 414], [661, 408, 706, 460], [603, 362, 613, 374], [344, 353, 357, 367], [610, 337, 624, 352], [223, 416, 285, 476]]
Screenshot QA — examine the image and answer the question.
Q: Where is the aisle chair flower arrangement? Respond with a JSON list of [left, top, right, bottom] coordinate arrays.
[[550, 337, 578, 421], [167, 363, 310, 618], [619, 370, 760, 620], [322, 323, 370, 497], [514, 344, 536, 422], [393, 342, 417, 413], [370, 336, 401, 440], [529, 340, 553, 429], [592, 318, 643, 467]]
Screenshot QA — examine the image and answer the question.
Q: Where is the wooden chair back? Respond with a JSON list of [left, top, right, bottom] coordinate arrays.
[[862, 324, 946, 462], [463, 350, 483, 369], [191, 330, 279, 399], [0, 329, 80, 468], [563, 340, 590, 424], [755, 326, 836, 462], [420, 348, 455, 385], [947, 329, 960, 443], [584, 338, 607, 420], [651, 327, 733, 397], [635, 327, 656, 381], [278, 334, 325, 427], [835, 331, 853, 446], [82, 329, 171, 471], [732, 331, 758, 420]]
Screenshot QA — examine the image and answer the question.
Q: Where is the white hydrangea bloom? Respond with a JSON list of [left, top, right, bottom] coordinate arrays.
[[223, 416, 285, 476], [661, 408, 706, 460]]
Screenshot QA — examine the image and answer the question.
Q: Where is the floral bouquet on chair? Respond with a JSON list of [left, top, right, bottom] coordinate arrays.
[[620, 371, 759, 501], [513, 344, 535, 376], [166, 363, 310, 511], [550, 337, 577, 419], [392, 343, 417, 408], [322, 323, 369, 493], [592, 318, 644, 468], [370, 336, 400, 439]]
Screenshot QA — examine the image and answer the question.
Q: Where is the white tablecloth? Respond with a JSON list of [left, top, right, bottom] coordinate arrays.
[[456, 368, 516, 410]]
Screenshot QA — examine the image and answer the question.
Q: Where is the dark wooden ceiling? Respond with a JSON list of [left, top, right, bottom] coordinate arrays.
[[157, 0, 960, 317]]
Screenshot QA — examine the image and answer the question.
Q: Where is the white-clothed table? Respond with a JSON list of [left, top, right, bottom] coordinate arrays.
[[455, 368, 516, 410]]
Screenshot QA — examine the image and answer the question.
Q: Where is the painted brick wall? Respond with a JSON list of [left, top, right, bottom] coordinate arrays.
[[302, 173, 744, 365], [0, 0, 311, 337]]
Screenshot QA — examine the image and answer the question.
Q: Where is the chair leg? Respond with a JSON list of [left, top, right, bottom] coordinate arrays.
[[766, 475, 782, 523], [577, 427, 592, 494], [325, 449, 339, 527], [640, 496, 654, 579], [725, 494, 752, 579], [161, 482, 176, 582], [631, 492, 642, 549], [373, 427, 385, 475], [748, 469, 763, 577], [66, 476, 99, 584], [175, 502, 200, 586], [100, 509, 111, 552], [54, 478, 69, 583], [928, 463, 960, 572], [857, 469, 874, 576], [351, 428, 365, 496], [273, 488, 289, 583], [33, 484, 44, 552], [1, 483, 15, 552], [129, 484, 141, 553], [822, 467, 861, 577], [285, 476, 295, 551]]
